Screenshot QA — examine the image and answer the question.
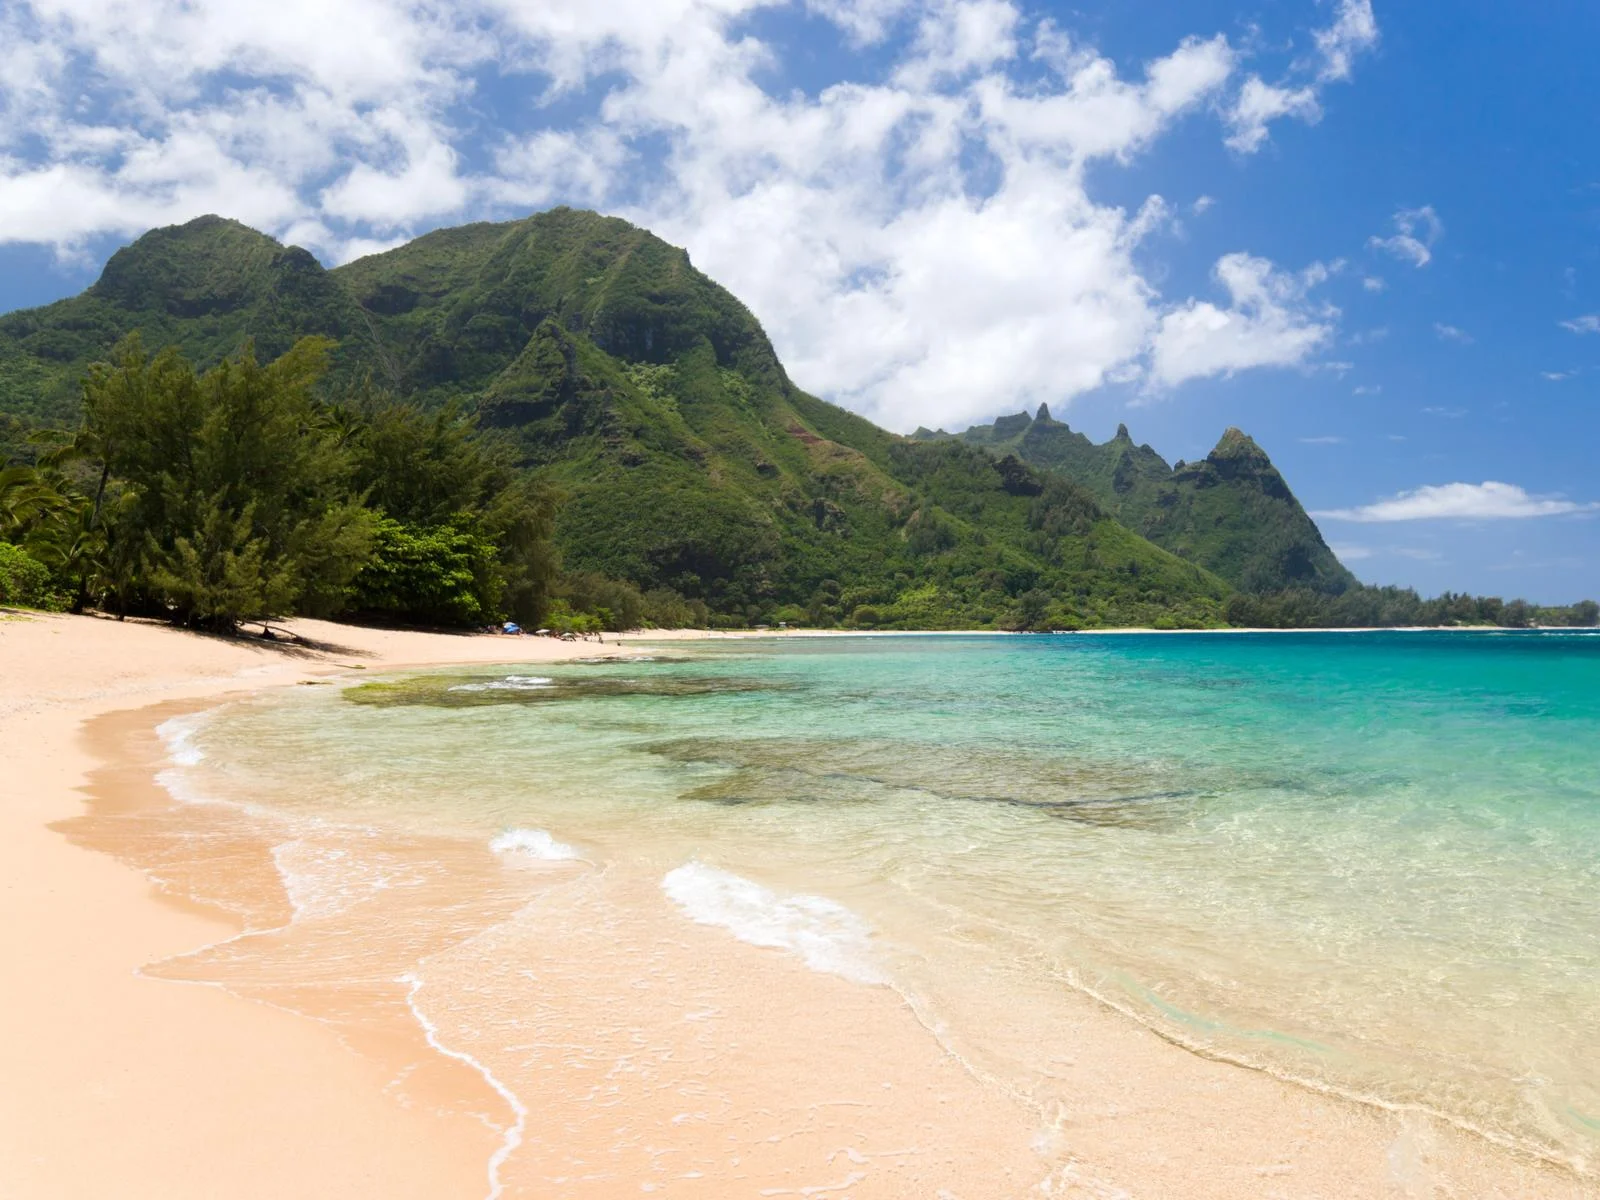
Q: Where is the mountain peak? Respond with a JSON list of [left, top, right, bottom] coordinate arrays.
[[1035, 403, 1056, 424], [1208, 426, 1271, 464], [91, 215, 308, 317], [1114, 422, 1132, 441]]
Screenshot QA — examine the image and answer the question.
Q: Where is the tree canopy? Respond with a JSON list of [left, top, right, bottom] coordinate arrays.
[[0, 337, 559, 631]]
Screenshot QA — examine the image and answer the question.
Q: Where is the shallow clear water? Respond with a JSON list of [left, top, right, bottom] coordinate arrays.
[[172, 632, 1600, 1172]]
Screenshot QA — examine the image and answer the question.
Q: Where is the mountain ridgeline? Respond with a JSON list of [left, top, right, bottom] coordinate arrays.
[[0, 207, 1506, 631], [913, 407, 1355, 595]]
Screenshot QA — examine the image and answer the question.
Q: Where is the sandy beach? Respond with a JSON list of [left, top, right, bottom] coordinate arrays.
[[0, 612, 634, 1198], [2, 611, 1592, 1198]]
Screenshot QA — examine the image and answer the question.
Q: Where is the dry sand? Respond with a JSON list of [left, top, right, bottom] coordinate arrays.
[[1, 611, 1592, 1198]]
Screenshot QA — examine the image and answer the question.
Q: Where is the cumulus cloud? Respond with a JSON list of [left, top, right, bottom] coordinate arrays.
[[1369, 205, 1442, 267], [1225, 0, 1378, 152], [1315, 482, 1600, 523], [1148, 253, 1336, 388], [1313, 0, 1379, 82], [0, 0, 1367, 430], [1226, 79, 1318, 153], [1560, 314, 1600, 335]]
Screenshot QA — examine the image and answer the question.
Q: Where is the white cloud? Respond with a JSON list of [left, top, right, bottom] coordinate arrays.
[[1226, 0, 1378, 153], [1560, 314, 1600, 335], [1369, 205, 1442, 267], [1148, 253, 1336, 388], [1299, 435, 1344, 444], [1313, 0, 1379, 82], [0, 0, 1368, 430], [1330, 542, 1373, 561], [1362, 275, 1385, 292], [1421, 405, 1466, 418], [1226, 79, 1318, 153], [804, 0, 913, 44], [1433, 321, 1472, 344], [1541, 369, 1578, 382], [896, 0, 1019, 87], [1315, 482, 1600, 523], [1352, 383, 1381, 395]]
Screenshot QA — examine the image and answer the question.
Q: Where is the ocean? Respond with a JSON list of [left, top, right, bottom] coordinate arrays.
[[147, 631, 1600, 1190]]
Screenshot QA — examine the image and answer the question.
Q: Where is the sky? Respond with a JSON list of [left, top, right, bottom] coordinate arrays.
[[0, 0, 1596, 602]]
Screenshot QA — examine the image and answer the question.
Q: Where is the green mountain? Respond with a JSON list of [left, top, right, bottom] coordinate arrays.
[[0, 210, 1240, 628], [915, 405, 1355, 594]]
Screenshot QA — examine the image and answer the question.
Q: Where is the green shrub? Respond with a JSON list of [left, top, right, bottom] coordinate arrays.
[[350, 519, 501, 626], [0, 542, 63, 610], [541, 599, 602, 635]]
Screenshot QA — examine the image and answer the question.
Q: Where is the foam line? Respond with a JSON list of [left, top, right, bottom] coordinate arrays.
[[399, 973, 527, 1200]]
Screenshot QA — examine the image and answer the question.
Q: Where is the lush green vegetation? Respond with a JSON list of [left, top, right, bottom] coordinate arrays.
[[0, 540, 63, 609], [920, 407, 1356, 594], [0, 208, 1593, 632], [0, 339, 557, 630], [1225, 588, 1600, 630]]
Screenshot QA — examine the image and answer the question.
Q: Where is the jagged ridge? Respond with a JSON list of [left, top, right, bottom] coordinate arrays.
[[916, 406, 1354, 594]]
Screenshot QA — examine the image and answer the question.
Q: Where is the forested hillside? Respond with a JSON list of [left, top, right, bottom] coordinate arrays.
[[0, 211, 1229, 630], [915, 406, 1354, 594]]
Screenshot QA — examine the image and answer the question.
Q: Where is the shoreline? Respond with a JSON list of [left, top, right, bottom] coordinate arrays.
[[640, 623, 1582, 639], [3, 611, 1593, 1197], [0, 611, 637, 1199]]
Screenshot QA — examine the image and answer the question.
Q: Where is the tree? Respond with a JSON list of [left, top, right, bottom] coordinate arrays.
[[342, 394, 559, 624], [350, 518, 501, 626], [83, 336, 376, 629]]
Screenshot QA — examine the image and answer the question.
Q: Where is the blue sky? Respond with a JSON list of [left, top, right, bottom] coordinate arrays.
[[1, 0, 1595, 601]]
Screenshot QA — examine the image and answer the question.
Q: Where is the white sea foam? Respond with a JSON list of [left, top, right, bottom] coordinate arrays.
[[448, 675, 554, 694], [270, 840, 408, 922], [153, 711, 214, 804], [400, 973, 525, 1200], [490, 828, 581, 861], [156, 711, 209, 766], [661, 862, 885, 984]]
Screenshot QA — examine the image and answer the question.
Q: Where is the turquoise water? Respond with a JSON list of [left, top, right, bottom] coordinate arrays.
[[176, 631, 1600, 1172]]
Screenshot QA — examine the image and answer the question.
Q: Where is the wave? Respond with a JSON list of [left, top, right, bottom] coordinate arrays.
[[271, 840, 414, 923], [156, 711, 209, 766], [490, 828, 581, 861], [448, 676, 554, 694], [154, 711, 214, 804], [661, 862, 885, 985]]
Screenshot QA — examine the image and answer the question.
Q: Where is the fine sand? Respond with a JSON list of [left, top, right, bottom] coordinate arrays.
[[1, 611, 1592, 1198], [0, 612, 626, 1198]]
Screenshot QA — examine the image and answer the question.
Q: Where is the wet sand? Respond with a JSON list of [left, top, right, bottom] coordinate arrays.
[[1, 611, 1591, 1197], [0, 612, 626, 1198]]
